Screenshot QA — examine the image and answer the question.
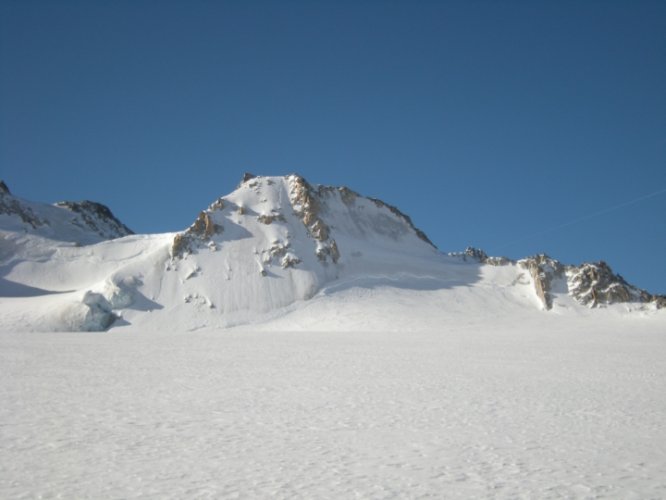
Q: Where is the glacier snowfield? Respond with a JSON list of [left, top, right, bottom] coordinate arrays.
[[2, 320, 665, 499]]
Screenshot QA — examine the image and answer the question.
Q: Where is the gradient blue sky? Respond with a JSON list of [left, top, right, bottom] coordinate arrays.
[[1, 0, 665, 293]]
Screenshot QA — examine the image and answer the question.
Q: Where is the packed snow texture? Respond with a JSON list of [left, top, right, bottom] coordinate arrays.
[[1, 319, 665, 499]]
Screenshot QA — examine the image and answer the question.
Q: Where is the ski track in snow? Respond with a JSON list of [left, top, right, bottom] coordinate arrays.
[[1, 324, 665, 499]]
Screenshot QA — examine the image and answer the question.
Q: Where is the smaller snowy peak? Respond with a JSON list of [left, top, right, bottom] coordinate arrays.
[[519, 256, 665, 310], [0, 182, 132, 243], [0, 181, 48, 229], [54, 200, 133, 240], [451, 247, 665, 310]]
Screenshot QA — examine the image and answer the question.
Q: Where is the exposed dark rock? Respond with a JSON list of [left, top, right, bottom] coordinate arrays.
[[450, 247, 664, 311], [241, 172, 256, 183], [338, 186, 358, 205], [448, 247, 510, 266], [287, 174, 339, 263], [171, 211, 223, 258], [518, 255, 565, 310], [281, 254, 301, 269], [257, 213, 286, 225], [0, 188, 46, 228], [210, 198, 225, 211], [0, 180, 10, 195], [55, 200, 133, 238], [567, 261, 660, 308], [171, 234, 189, 258]]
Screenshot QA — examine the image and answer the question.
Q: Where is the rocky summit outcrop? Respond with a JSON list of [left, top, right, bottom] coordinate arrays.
[[452, 246, 665, 311], [566, 261, 660, 308], [54, 200, 133, 240]]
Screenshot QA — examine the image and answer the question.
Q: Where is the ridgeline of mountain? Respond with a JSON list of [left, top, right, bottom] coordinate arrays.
[[450, 247, 666, 311], [0, 180, 132, 243], [0, 174, 663, 332]]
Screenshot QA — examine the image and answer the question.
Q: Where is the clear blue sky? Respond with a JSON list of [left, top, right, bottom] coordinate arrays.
[[1, 0, 665, 294]]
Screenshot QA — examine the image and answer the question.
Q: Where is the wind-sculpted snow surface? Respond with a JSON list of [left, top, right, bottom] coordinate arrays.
[[1, 320, 665, 499]]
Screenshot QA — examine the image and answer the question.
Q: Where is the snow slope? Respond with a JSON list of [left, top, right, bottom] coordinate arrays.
[[0, 174, 664, 332]]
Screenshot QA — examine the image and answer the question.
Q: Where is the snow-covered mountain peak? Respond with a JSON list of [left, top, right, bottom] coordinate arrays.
[[171, 174, 437, 268], [0, 182, 132, 244]]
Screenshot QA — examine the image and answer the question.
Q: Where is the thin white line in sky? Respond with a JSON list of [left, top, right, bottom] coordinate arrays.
[[497, 186, 666, 251]]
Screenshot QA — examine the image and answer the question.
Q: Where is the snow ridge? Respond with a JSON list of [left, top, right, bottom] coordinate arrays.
[[0, 180, 132, 243], [451, 247, 666, 310]]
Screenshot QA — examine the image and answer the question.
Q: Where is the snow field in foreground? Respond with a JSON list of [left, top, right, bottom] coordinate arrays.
[[1, 323, 665, 499]]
